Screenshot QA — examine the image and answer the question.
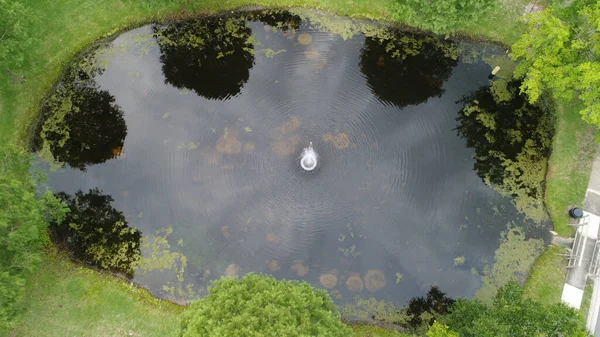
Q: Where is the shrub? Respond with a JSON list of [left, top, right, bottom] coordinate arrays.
[[178, 273, 352, 337]]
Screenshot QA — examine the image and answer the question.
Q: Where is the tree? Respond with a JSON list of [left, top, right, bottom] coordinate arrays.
[[51, 188, 141, 277], [427, 322, 459, 337], [359, 31, 458, 108], [178, 273, 352, 337], [511, 1, 600, 127], [446, 281, 589, 337], [153, 16, 255, 100], [392, 0, 497, 34], [406, 286, 455, 329], [0, 0, 35, 70], [0, 147, 67, 333]]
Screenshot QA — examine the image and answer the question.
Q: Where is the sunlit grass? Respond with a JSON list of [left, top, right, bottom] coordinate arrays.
[[545, 102, 599, 237], [523, 245, 568, 305], [12, 250, 183, 337], [351, 325, 412, 336]]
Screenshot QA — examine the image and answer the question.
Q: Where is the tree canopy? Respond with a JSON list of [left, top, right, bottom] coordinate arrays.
[[511, 1, 600, 127], [0, 147, 66, 333], [178, 273, 352, 337], [446, 281, 589, 337]]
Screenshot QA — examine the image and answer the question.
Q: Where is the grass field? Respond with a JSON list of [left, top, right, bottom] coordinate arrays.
[[545, 102, 599, 237], [523, 245, 568, 305], [11, 250, 183, 337], [1, 0, 595, 335]]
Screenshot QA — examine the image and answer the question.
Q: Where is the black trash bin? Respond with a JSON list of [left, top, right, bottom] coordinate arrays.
[[569, 207, 584, 219]]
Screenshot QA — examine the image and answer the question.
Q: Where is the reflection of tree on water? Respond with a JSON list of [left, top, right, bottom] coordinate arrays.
[[35, 48, 127, 171], [51, 188, 141, 277], [251, 10, 302, 32], [455, 79, 554, 223], [153, 17, 255, 100], [359, 32, 458, 108]]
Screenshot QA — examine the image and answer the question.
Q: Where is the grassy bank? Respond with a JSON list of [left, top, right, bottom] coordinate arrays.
[[545, 101, 599, 237], [523, 245, 568, 305], [11, 250, 183, 337]]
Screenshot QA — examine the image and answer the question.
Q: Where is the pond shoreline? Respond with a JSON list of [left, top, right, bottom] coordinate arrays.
[[4, 0, 593, 335]]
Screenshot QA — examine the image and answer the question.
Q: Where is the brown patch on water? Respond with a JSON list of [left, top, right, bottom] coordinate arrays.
[[291, 260, 309, 276], [266, 259, 280, 271], [364, 269, 386, 292], [298, 33, 312, 45], [224, 264, 240, 278], [216, 128, 242, 154], [221, 225, 231, 240], [266, 232, 280, 244], [304, 48, 320, 60], [271, 117, 302, 157], [323, 133, 351, 149], [346, 272, 364, 292], [320, 271, 338, 289], [243, 143, 255, 153]]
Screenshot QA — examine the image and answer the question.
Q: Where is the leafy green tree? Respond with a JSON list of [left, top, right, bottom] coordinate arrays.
[[427, 322, 458, 337], [511, 2, 600, 127], [0, 147, 67, 333], [178, 273, 352, 337], [392, 0, 497, 33], [51, 188, 141, 277], [0, 0, 35, 70], [446, 281, 589, 337]]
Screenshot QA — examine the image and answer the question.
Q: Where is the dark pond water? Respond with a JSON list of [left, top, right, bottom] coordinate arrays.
[[35, 10, 549, 306]]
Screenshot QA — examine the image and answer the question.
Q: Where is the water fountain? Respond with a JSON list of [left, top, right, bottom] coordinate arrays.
[[300, 142, 318, 171]]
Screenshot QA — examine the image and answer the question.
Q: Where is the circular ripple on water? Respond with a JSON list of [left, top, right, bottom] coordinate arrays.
[[44, 15, 498, 302]]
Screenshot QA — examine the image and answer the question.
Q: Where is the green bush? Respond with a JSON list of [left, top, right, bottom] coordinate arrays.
[[446, 281, 589, 337], [0, 147, 67, 333], [178, 273, 352, 337], [392, 0, 497, 34]]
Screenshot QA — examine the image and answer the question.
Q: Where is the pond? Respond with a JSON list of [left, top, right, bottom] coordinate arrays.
[[35, 10, 551, 307]]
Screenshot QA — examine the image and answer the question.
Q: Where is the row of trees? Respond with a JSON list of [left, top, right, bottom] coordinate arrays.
[[176, 274, 589, 336]]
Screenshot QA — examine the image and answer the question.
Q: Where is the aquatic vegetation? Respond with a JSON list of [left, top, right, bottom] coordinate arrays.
[[250, 10, 302, 32], [475, 226, 544, 303], [51, 189, 141, 277], [454, 256, 465, 266], [136, 227, 187, 283], [224, 264, 240, 279], [322, 132, 351, 149], [359, 31, 458, 108], [297, 33, 313, 45], [153, 16, 255, 100], [291, 260, 309, 276], [320, 271, 338, 289], [364, 269, 386, 292], [338, 244, 361, 258], [262, 48, 287, 58], [456, 79, 554, 223], [346, 273, 364, 292], [216, 128, 242, 154], [396, 272, 403, 284]]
